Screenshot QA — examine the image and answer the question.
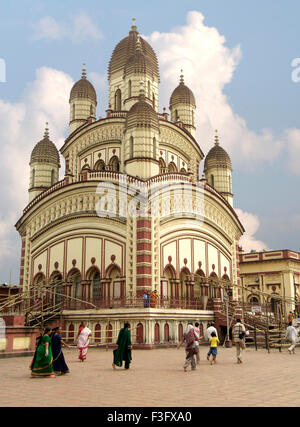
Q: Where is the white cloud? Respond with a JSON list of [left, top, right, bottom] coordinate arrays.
[[235, 208, 268, 252], [33, 14, 103, 43], [283, 128, 300, 175], [145, 11, 288, 170]]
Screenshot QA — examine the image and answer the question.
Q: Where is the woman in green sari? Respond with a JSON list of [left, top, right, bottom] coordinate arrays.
[[112, 322, 132, 370], [31, 327, 55, 378]]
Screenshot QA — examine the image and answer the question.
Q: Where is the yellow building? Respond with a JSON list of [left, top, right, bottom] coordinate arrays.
[[239, 249, 300, 317], [15, 22, 244, 346]]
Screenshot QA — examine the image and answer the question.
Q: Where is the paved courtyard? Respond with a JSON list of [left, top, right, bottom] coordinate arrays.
[[1, 345, 299, 407]]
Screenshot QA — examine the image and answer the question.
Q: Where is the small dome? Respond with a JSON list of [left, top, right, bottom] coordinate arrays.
[[30, 125, 60, 166], [204, 133, 232, 172], [69, 65, 97, 104], [126, 92, 159, 130], [124, 36, 154, 76], [170, 73, 196, 107], [109, 23, 159, 80]]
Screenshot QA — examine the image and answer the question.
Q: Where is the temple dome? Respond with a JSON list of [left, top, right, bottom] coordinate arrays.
[[126, 93, 159, 130], [30, 125, 60, 166], [170, 73, 196, 107], [204, 134, 232, 172], [109, 24, 159, 80], [69, 65, 97, 104]]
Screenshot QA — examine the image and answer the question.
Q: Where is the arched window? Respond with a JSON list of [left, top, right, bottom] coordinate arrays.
[[114, 89, 122, 111], [168, 162, 177, 173], [153, 137, 156, 159], [228, 175, 231, 190], [152, 93, 155, 109], [51, 169, 55, 186], [130, 136, 134, 158], [90, 104, 94, 117], [128, 80, 132, 98], [92, 272, 101, 301], [210, 174, 214, 187], [32, 169, 35, 187], [94, 159, 106, 171], [148, 81, 151, 98], [175, 109, 179, 122], [159, 157, 166, 174], [180, 167, 187, 174], [109, 155, 120, 172], [72, 104, 75, 120]]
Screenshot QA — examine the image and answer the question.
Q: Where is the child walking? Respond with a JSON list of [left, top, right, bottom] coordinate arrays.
[[207, 332, 219, 365]]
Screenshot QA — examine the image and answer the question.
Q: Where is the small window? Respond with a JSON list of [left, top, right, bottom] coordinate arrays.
[[32, 169, 35, 187], [51, 169, 55, 185], [90, 104, 93, 117], [128, 80, 132, 98], [210, 174, 214, 187], [130, 136, 134, 158], [153, 137, 156, 159], [148, 81, 151, 98], [115, 89, 122, 111], [72, 104, 75, 120]]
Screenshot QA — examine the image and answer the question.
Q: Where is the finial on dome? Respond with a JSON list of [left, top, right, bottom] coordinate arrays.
[[44, 122, 49, 139], [136, 34, 142, 51], [131, 17, 138, 32], [180, 70, 184, 84], [82, 63, 87, 79], [214, 129, 219, 145]]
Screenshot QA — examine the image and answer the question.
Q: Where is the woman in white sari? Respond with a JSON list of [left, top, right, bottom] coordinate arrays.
[[76, 321, 92, 362]]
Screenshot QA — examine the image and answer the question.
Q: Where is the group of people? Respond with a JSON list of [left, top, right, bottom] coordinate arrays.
[[30, 326, 70, 378], [142, 290, 159, 308], [30, 315, 300, 378], [177, 319, 247, 371]]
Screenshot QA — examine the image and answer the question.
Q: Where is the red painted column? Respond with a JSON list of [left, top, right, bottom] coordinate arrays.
[[136, 218, 152, 299]]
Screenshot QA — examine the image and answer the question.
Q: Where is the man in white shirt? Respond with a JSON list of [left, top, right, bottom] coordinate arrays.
[[206, 323, 218, 340], [286, 322, 299, 354]]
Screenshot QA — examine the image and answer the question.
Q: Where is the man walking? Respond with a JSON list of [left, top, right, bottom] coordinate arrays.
[[285, 322, 298, 354], [206, 322, 218, 340], [232, 318, 246, 364], [194, 322, 203, 365]]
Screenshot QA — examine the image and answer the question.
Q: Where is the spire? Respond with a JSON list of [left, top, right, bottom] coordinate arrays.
[[214, 129, 219, 146], [82, 63, 87, 79], [180, 69, 184, 84], [131, 17, 138, 33], [44, 122, 49, 139]]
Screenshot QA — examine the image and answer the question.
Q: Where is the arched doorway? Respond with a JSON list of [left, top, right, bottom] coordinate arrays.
[[164, 323, 170, 342], [95, 324, 101, 343], [136, 323, 143, 344], [154, 323, 160, 344], [178, 323, 183, 341], [68, 324, 74, 343], [109, 155, 120, 172], [106, 323, 113, 343]]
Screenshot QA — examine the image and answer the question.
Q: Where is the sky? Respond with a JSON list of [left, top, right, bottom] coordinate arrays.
[[0, 0, 299, 284]]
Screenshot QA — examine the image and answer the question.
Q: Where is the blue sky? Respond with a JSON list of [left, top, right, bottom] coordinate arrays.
[[0, 0, 299, 283]]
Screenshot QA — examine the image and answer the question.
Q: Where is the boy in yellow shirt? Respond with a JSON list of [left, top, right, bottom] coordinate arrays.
[[207, 332, 220, 365]]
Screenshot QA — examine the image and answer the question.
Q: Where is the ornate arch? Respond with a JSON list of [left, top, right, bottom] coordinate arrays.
[[86, 265, 101, 280], [104, 262, 122, 279], [163, 263, 176, 279]]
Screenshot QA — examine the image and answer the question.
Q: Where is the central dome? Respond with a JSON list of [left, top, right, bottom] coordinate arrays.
[[108, 24, 159, 80], [126, 94, 159, 130]]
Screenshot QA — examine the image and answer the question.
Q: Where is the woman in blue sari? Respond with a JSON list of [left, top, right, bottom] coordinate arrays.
[[51, 326, 70, 375]]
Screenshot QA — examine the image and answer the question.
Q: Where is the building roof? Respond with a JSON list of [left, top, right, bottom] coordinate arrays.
[[204, 132, 232, 171], [108, 23, 159, 80], [126, 92, 159, 130], [69, 64, 97, 104], [170, 73, 196, 107], [30, 125, 60, 166]]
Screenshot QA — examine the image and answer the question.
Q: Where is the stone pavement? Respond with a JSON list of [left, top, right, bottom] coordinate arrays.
[[0, 345, 299, 407]]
